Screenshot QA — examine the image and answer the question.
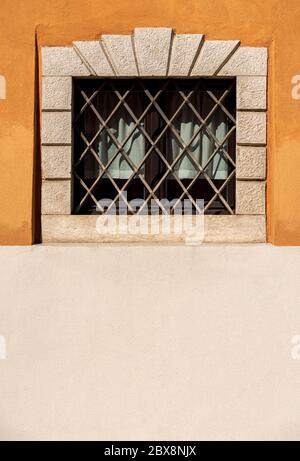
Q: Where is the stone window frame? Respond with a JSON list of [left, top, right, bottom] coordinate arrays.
[[41, 28, 267, 243]]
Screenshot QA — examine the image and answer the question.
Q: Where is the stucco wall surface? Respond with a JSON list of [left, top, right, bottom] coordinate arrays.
[[0, 244, 300, 440], [0, 0, 300, 244]]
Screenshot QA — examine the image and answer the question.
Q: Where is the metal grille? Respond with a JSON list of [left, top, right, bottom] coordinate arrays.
[[72, 78, 236, 215]]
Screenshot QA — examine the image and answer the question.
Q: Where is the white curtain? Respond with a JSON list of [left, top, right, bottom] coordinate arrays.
[[83, 90, 229, 181], [169, 92, 229, 180], [98, 93, 145, 179]]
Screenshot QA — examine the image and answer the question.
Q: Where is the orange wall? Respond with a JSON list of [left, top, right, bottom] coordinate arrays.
[[0, 0, 299, 245]]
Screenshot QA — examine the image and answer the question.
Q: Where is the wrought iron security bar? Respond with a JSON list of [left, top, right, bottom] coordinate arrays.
[[72, 78, 236, 215]]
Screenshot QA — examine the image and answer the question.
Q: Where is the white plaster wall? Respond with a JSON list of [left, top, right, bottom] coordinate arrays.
[[0, 244, 300, 441]]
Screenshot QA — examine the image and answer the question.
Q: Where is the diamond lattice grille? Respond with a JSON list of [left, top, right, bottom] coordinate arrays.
[[72, 78, 236, 215]]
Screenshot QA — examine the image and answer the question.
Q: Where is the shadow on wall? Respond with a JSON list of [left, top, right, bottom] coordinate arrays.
[[33, 33, 41, 243]]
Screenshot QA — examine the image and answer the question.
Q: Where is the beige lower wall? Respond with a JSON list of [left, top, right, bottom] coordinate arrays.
[[0, 244, 300, 440]]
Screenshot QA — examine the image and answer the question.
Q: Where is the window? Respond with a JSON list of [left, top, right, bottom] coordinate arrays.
[[41, 31, 267, 243], [72, 78, 236, 215]]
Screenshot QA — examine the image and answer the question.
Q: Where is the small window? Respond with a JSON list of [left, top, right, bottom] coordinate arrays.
[[72, 78, 236, 215]]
